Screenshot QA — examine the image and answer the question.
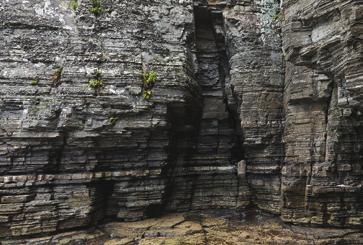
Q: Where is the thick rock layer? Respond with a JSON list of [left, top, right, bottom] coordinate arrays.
[[281, 0, 363, 227], [0, 0, 197, 238], [0, 0, 362, 242]]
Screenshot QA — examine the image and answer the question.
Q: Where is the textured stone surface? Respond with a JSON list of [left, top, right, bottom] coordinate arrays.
[[0, 0, 362, 243], [98, 211, 363, 245], [0, 0, 198, 239], [281, 0, 363, 227], [6, 211, 363, 245], [221, 0, 284, 213]]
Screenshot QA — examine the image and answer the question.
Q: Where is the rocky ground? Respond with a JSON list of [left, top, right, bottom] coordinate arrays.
[[5, 210, 363, 245]]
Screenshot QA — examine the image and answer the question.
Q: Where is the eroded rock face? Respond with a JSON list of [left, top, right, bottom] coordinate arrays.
[[281, 0, 363, 227], [221, 0, 284, 214], [0, 0, 362, 242], [0, 0, 198, 238]]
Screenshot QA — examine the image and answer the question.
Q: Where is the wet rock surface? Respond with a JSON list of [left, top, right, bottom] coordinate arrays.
[[100, 211, 363, 245], [0, 0, 362, 243], [4, 211, 363, 245]]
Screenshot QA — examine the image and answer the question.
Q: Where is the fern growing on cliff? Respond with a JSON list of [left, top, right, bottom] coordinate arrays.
[[88, 70, 103, 89], [143, 90, 152, 100], [142, 70, 157, 100], [90, 0, 102, 16], [70, 0, 78, 11], [143, 70, 157, 86]]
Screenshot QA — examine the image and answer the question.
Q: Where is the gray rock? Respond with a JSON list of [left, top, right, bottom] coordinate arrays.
[[0, 0, 362, 242]]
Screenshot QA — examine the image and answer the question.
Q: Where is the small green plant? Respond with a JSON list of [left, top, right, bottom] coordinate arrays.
[[70, 0, 78, 11], [141, 70, 157, 100], [90, 0, 102, 16], [88, 69, 103, 89], [89, 79, 103, 88], [52, 67, 63, 86], [143, 90, 152, 100], [31, 79, 39, 86], [143, 70, 157, 86], [272, 9, 282, 21], [108, 116, 118, 126]]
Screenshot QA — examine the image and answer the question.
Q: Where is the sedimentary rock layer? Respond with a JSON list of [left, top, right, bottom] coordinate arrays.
[[0, 0, 197, 238], [281, 0, 363, 227], [0, 0, 362, 242]]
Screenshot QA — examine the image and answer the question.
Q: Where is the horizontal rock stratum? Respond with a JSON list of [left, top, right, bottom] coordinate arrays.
[[0, 0, 362, 243]]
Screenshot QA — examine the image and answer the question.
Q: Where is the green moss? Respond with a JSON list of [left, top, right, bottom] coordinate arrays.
[[90, 0, 102, 16], [89, 69, 103, 89], [89, 79, 103, 88], [141, 69, 157, 100], [108, 116, 118, 126], [70, 0, 78, 11], [272, 9, 282, 21], [31, 79, 39, 86], [143, 70, 157, 86], [143, 90, 152, 100]]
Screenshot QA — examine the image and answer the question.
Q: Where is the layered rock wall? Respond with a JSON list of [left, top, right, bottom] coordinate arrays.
[[0, 0, 362, 242], [281, 0, 363, 227], [0, 0, 197, 238], [221, 0, 284, 213]]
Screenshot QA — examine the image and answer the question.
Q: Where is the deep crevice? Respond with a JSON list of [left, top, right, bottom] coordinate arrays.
[[156, 4, 245, 216], [90, 179, 115, 224], [161, 100, 202, 213]]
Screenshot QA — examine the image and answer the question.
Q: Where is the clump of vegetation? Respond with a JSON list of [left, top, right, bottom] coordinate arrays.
[[90, 0, 102, 16], [31, 79, 39, 86], [52, 67, 63, 86], [143, 70, 157, 86], [88, 69, 103, 89], [142, 70, 157, 100], [143, 90, 152, 100], [70, 0, 78, 11], [108, 116, 118, 126], [272, 9, 282, 21], [89, 78, 103, 88]]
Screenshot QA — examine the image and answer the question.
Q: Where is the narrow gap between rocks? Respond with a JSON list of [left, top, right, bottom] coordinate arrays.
[[152, 4, 245, 218]]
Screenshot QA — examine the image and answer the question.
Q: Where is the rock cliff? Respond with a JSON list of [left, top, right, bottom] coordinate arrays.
[[0, 0, 362, 243], [281, 0, 363, 227]]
